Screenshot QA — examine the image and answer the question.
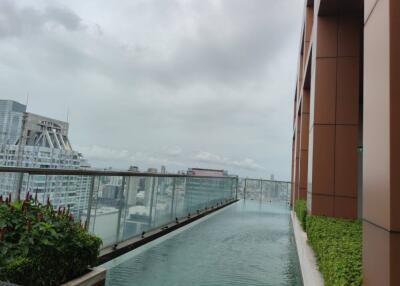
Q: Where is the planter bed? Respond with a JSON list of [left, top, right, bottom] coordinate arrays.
[[294, 200, 362, 286]]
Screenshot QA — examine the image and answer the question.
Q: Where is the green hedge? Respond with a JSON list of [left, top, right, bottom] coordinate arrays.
[[294, 199, 307, 230], [0, 194, 102, 286], [306, 215, 362, 286]]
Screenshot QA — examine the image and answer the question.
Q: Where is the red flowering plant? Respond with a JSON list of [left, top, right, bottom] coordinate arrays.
[[0, 192, 102, 286]]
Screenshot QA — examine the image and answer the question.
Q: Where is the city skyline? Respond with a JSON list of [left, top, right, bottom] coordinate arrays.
[[1, 0, 304, 180]]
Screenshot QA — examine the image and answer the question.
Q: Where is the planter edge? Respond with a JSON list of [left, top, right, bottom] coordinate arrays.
[[60, 267, 106, 286]]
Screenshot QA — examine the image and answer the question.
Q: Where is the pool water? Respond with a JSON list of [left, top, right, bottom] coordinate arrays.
[[104, 201, 302, 286]]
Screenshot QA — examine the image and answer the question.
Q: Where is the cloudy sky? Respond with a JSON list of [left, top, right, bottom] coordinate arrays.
[[1, 0, 303, 179]]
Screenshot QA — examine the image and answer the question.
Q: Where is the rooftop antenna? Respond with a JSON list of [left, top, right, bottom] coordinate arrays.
[[66, 107, 70, 123], [25, 92, 29, 110]]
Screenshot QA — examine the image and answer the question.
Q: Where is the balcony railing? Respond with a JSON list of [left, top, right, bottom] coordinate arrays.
[[0, 167, 238, 249], [240, 178, 291, 202]]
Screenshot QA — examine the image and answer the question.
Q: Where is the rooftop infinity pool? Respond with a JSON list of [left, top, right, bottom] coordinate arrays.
[[102, 200, 302, 286]]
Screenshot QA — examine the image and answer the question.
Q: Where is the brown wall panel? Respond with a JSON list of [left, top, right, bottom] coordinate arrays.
[[390, 232, 400, 285], [311, 125, 335, 195], [302, 89, 311, 114], [300, 114, 310, 150], [338, 16, 361, 57], [334, 196, 357, 219], [300, 149, 309, 191], [314, 58, 337, 124], [335, 125, 358, 198], [390, 0, 400, 232], [336, 57, 360, 125], [311, 194, 334, 216], [317, 17, 338, 57]]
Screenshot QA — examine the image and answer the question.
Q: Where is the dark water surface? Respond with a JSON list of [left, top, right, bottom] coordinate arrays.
[[104, 201, 302, 286]]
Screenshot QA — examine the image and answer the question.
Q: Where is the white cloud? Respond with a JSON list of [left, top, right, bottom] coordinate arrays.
[[193, 151, 265, 171], [4, 0, 304, 180], [231, 158, 265, 171], [162, 146, 182, 157], [76, 145, 129, 161]]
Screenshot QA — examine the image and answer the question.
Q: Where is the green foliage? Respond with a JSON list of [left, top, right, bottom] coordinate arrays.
[[294, 199, 307, 230], [306, 215, 362, 286], [0, 194, 102, 286], [1, 256, 32, 283]]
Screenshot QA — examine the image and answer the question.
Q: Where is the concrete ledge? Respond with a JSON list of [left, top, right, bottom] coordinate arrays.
[[60, 267, 106, 286], [98, 199, 239, 264], [291, 211, 324, 286], [1, 268, 106, 286]]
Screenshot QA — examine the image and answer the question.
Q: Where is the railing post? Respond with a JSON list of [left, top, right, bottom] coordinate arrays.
[[148, 176, 156, 227], [43, 174, 48, 204], [235, 177, 238, 200], [85, 176, 96, 231], [16, 172, 24, 201], [244, 178, 247, 200], [26, 173, 30, 196], [115, 176, 126, 244], [170, 177, 176, 220]]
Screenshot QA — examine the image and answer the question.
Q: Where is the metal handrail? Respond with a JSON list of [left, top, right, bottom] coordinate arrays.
[[0, 166, 239, 180], [243, 177, 291, 184]]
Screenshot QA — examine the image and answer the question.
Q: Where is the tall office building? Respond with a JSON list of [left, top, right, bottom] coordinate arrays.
[[0, 100, 26, 145], [0, 100, 91, 216], [291, 1, 400, 284], [185, 168, 232, 211]]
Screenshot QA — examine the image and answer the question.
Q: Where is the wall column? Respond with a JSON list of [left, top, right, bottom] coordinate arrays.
[[298, 91, 310, 200], [363, 0, 400, 284], [307, 3, 361, 218]]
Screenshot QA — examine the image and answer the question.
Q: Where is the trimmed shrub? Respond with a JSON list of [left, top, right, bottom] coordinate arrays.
[[294, 199, 307, 230], [306, 215, 362, 286], [0, 194, 102, 286]]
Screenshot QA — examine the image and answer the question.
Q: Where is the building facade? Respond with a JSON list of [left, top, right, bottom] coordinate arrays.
[[291, 1, 400, 284], [185, 168, 233, 211], [0, 100, 91, 217], [0, 100, 26, 145]]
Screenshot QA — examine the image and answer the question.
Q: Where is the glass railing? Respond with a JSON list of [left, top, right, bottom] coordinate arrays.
[[0, 167, 238, 249], [238, 178, 291, 202]]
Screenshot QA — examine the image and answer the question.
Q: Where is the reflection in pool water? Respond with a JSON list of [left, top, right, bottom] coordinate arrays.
[[104, 201, 302, 286]]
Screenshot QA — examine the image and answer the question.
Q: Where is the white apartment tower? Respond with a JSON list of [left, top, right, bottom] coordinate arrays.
[[0, 100, 91, 217]]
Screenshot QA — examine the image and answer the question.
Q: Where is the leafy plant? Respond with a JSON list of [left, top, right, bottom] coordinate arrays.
[[306, 215, 362, 286], [294, 199, 307, 230], [0, 193, 102, 286]]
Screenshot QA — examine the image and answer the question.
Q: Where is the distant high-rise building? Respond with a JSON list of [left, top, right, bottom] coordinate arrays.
[[0, 100, 26, 145], [187, 168, 226, 177], [128, 165, 139, 172], [160, 165, 166, 174], [185, 168, 231, 210], [147, 167, 157, 173], [0, 100, 91, 217]]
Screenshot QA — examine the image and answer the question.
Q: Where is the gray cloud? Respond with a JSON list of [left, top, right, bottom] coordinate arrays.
[[0, 1, 84, 38], [3, 0, 304, 179]]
